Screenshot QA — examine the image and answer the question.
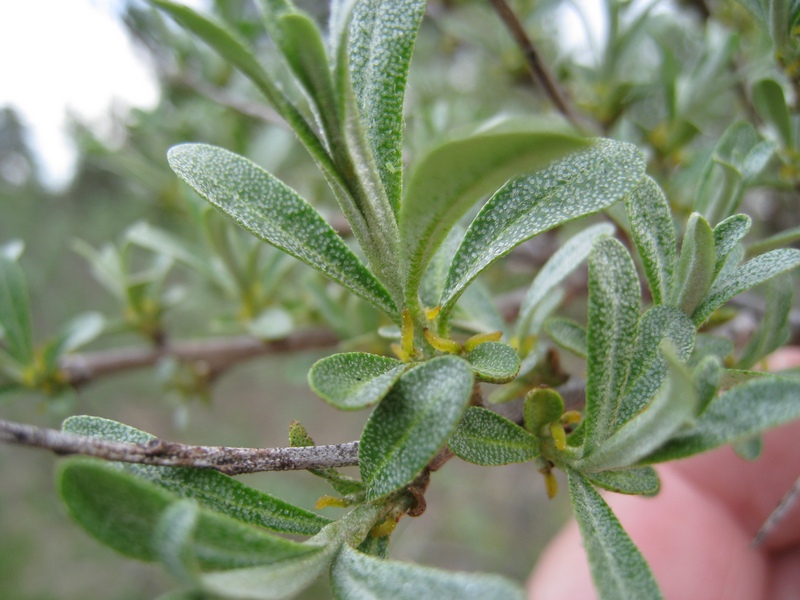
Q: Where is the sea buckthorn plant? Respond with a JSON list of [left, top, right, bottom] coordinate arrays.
[[4, 0, 800, 598]]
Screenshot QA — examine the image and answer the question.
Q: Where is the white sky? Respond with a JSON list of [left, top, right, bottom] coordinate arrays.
[[0, 0, 161, 189], [0, 0, 602, 190]]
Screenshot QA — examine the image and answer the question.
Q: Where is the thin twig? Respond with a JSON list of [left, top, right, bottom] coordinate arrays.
[[173, 72, 288, 127], [60, 329, 339, 387], [752, 475, 800, 547], [0, 418, 359, 474], [487, 0, 580, 128]]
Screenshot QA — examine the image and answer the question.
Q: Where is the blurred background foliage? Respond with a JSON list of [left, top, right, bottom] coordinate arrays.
[[2, 0, 800, 597]]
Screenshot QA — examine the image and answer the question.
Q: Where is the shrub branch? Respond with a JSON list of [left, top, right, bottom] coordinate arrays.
[[0, 418, 359, 474]]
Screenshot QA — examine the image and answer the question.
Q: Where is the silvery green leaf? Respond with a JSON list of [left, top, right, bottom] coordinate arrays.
[[694, 355, 723, 415], [671, 213, 716, 315], [331, 544, 525, 600], [516, 223, 614, 340], [308, 352, 407, 410], [544, 317, 587, 358], [359, 356, 473, 500], [568, 470, 663, 600], [737, 274, 793, 368], [753, 78, 793, 147], [733, 435, 763, 460], [401, 121, 590, 298], [582, 467, 660, 496], [151, 1, 334, 178], [448, 407, 539, 465], [0, 256, 33, 364], [200, 543, 337, 600], [712, 214, 751, 277], [576, 344, 696, 471], [126, 221, 212, 279], [691, 248, 800, 325], [63, 416, 330, 536], [154, 500, 201, 583], [747, 225, 800, 256], [335, 64, 403, 302], [347, 0, 426, 211], [695, 122, 772, 224], [269, 11, 340, 141], [613, 306, 695, 428], [453, 278, 508, 337], [625, 177, 676, 305], [53, 312, 105, 355], [720, 368, 769, 390], [167, 144, 397, 317], [583, 237, 641, 453], [58, 458, 319, 570], [642, 377, 800, 463], [329, 0, 356, 58], [466, 342, 520, 383], [717, 243, 745, 282], [689, 334, 733, 367], [439, 139, 645, 326], [419, 226, 462, 311]]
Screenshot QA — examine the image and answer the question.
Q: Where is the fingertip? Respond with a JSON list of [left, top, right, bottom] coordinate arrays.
[[529, 467, 768, 600]]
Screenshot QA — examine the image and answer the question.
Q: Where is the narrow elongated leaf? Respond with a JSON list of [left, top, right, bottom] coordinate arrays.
[[576, 346, 696, 471], [671, 213, 716, 315], [582, 467, 660, 496], [359, 356, 473, 500], [274, 13, 339, 139], [331, 544, 525, 600], [568, 470, 663, 600], [201, 543, 337, 600], [625, 177, 676, 305], [544, 317, 587, 358], [753, 78, 793, 147], [613, 306, 695, 427], [309, 352, 406, 410], [689, 334, 733, 367], [58, 458, 318, 569], [401, 122, 590, 296], [643, 377, 800, 463], [63, 416, 329, 536], [453, 277, 509, 336], [712, 214, 751, 276], [167, 144, 397, 317], [738, 274, 793, 368], [348, 0, 426, 210], [0, 256, 33, 364], [694, 355, 723, 415], [151, 1, 333, 176], [583, 237, 641, 453], [695, 122, 773, 224], [336, 60, 403, 299], [516, 223, 614, 339], [747, 225, 800, 256], [440, 139, 645, 323], [466, 342, 520, 383], [691, 248, 800, 325], [154, 500, 201, 583], [448, 407, 539, 466]]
